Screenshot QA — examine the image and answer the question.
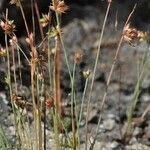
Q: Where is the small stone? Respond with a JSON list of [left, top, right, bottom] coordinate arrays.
[[141, 93, 150, 102], [103, 119, 115, 131], [133, 127, 142, 136], [142, 79, 150, 89], [110, 141, 119, 149], [79, 120, 85, 127], [87, 109, 98, 122], [126, 143, 150, 150], [144, 126, 150, 138], [123, 94, 134, 102], [129, 137, 137, 144], [8, 126, 16, 136], [107, 114, 116, 119], [99, 124, 104, 129]]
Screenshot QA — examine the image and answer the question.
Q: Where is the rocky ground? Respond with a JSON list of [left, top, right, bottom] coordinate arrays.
[[0, 1, 150, 150]]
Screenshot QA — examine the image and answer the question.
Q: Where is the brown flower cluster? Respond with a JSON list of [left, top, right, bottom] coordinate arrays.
[[74, 51, 82, 64], [0, 19, 16, 35], [12, 94, 32, 109], [45, 96, 54, 108], [123, 23, 149, 45], [50, 0, 68, 13], [123, 23, 138, 45]]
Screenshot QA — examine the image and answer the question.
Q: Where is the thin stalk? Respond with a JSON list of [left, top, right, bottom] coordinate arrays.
[[16, 45, 30, 63], [78, 78, 89, 125], [70, 62, 76, 149], [53, 112, 61, 150], [54, 6, 72, 81], [42, 80, 46, 150], [31, 0, 35, 38], [16, 47, 23, 86], [5, 25, 21, 147], [31, 61, 42, 150], [53, 59, 61, 150], [47, 41, 53, 93], [17, 112, 32, 150], [18, 0, 30, 37], [89, 5, 137, 149], [34, 0, 45, 43], [0, 126, 10, 150], [47, 6, 53, 94], [123, 48, 150, 143], [11, 46, 17, 93], [55, 36, 62, 115], [85, 2, 112, 149], [76, 77, 89, 149]]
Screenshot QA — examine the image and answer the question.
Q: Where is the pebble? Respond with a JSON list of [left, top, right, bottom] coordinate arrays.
[[126, 143, 150, 150], [142, 79, 150, 89], [103, 119, 115, 131], [107, 114, 116, 120], [144, 126, 150, 138], [129, 137, 137, 145], [8, 126, 16, 136], [110, 141, 119, 149], [141, 93, 150, 102], [133, 127, 142, 136]]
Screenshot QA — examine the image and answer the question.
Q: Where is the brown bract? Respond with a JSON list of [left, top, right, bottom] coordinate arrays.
[[45, 96, 54, 108], [123, 23, 138, 45], [26, 32, 34, 45], [40, 14, 51, 28], [74, 51, 82, 64], [50, 0, 69, 13]]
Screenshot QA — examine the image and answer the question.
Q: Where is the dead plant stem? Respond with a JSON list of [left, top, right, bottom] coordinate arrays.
[[18, 0, 30, 37]]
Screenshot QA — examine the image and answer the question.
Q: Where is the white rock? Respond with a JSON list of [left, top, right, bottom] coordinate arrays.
[[133, 127, 142, 136], [141, 94, 150, 102], [126, 143, 150, 150], [103, 119, 115, 131], [110, 141, 119, 149]]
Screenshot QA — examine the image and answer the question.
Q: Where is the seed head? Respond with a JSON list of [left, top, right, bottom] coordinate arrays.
[[40, 13, 51, 28], [0, 19, 16, 35], [50, 0, 69, 13], [45, 96, 54, 108], [12, 94, 32, 109], [123, 23, 138, 45], [138, 31, 149, 42], [74, 51, 82, 64], [0, 46, 6, 57], [83, 70, 90, 79]]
